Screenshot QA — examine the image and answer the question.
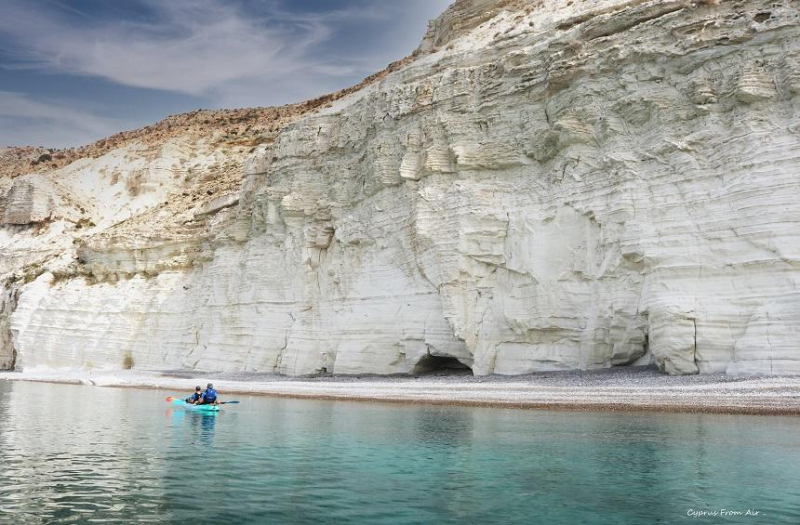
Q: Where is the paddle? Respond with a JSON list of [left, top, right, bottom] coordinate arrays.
[[165, 396, 239, 404]]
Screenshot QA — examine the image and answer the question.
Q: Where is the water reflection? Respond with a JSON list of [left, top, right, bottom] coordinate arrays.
[[167, 408, 218, 446], [0, 381, 799, 524], [0, 381, 170, 523]]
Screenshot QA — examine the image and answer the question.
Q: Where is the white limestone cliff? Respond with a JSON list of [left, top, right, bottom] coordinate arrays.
[[2, 0, 800, 376]]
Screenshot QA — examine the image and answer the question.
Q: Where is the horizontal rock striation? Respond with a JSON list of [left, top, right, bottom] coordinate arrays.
[[2, 0, 800, 376]]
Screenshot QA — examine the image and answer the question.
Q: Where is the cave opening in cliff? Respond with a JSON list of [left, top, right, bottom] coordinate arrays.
[[413, 355, 473, 376]]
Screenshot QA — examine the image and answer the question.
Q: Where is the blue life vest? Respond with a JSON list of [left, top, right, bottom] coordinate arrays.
[[203, 388, 217, 403]]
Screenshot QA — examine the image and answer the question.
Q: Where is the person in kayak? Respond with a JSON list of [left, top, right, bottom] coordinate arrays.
[[197, 383, 219, 405], [185, 386, 203, 404]]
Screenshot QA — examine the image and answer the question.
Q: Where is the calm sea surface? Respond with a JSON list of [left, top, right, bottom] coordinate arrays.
[[0, 381, 798, 524]]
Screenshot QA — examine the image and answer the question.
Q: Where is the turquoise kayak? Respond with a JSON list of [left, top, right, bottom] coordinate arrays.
[[171, 399, 220, 412]]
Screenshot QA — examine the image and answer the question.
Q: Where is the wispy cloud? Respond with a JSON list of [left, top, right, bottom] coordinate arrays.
[[0, 0, 328, 96], [0, 91, 119, 148], [0, 0, 449, 99], [0, 0, 451, 146]]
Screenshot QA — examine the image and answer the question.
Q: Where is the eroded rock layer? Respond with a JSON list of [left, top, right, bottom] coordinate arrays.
[[2, 0, 799, 376]]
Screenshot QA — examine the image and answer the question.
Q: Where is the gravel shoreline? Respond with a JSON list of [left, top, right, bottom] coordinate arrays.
[[2, 366, 799, 415], [160, 365, 755, 386]]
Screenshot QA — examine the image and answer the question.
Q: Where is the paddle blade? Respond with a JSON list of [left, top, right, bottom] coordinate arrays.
[[165, 396, 177, 402], [221, 401, 239, 404]]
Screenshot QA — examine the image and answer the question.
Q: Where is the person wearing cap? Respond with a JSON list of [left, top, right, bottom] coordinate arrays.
[[197, 383, 219, 405], [185, 386, 203, 404]]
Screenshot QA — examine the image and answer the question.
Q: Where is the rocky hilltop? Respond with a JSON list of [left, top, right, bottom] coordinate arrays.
[[2, 0, 799, 376]]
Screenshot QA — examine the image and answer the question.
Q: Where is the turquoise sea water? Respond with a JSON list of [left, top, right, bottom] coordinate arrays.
[[0, 381, 798, 524]]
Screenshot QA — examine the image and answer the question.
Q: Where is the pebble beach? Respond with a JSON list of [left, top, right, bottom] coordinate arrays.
[[2, 366, 799, 415]]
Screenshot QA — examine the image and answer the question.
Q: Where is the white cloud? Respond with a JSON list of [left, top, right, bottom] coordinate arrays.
[[0, 92, 119, 148], [0, 0, 449, 101], [0, 0, 323, 96], [0, 0, 452, 146]]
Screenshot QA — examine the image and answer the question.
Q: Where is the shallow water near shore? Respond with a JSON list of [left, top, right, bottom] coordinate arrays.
[[1, 381, 799, 524]]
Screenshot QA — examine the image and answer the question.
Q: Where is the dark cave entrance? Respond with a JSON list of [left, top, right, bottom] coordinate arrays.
[[413, 355, 473, 376]]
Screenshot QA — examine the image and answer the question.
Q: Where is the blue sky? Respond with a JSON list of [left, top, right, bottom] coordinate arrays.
[[0, 0, 451, 148]]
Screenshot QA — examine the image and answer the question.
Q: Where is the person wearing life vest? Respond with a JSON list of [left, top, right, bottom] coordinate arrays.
[[198, 383, 218, 405], [185, 386, 203, 404]]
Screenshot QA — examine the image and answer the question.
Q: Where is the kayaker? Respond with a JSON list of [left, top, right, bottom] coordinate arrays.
[[185, 386, 203, 404], [198, 383, 219, 405]]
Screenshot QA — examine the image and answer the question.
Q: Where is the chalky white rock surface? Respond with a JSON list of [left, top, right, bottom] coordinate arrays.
[[2, 0, 800, 376]]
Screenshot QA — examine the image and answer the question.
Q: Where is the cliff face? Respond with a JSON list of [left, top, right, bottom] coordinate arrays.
[[2, 0, 800, 376]]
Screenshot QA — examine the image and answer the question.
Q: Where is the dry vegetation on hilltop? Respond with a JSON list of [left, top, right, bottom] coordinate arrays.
[[0, 55, 416, 180]]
